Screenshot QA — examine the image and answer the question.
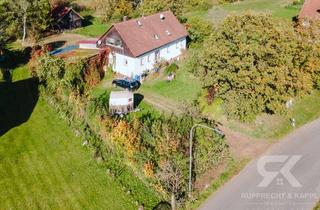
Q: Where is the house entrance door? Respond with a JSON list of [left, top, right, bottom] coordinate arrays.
[[155, 50, 160, 62], [112, 54, 116, 69]]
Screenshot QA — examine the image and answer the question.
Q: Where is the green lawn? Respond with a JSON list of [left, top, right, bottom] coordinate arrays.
[[0, 69, 136, 209], [141, 65, 202, 103], [206, 0, 302, 23], [71, 16, 110, 37]]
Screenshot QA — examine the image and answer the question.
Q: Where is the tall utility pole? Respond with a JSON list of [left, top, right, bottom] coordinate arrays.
[[188, 124, 225, 198]]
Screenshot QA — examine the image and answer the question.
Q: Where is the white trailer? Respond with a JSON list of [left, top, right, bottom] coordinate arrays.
[[109, 91, 134, 116]]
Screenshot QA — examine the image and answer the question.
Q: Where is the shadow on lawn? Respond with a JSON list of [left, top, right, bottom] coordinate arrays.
[[0, 78, 39, 136], [82, 15, 95, 27], [134, 93, 144, 108], [0, 47, 32, 70]]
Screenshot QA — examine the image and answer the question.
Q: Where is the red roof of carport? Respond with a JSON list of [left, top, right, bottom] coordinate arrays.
[[299, 0, 320, 20], [78, 39, 98, 44], [106, 10, 188, 57]]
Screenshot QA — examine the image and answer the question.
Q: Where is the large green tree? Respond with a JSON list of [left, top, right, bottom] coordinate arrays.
[[138, 0, 186, 17], [99, 0, 134, 22], [186, 17, 213, 45], [1, 0, 51, 43], [0, 1, 14, 50], [198, 14, 320, 121]]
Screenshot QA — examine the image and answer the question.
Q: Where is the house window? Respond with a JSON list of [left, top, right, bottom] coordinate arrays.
[[147, 55, 150, 62], [167, 47, 170, 53], [124, 58, 128, 66], [153, 34, 159, 40], [106, 37, 123, 48], [176, 42, 179, 49], [141, 57, 144, 66], [155, 50, 160, 62]]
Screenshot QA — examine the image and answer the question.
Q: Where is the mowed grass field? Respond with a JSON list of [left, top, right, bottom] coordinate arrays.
[[71, 16, 109, 37], [0, 69, 135, 210], [204, 0, 303, 23], [141, 65, 202, 103]]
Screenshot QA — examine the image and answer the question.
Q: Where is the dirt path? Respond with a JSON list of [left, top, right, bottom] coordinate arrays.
[[138, 90, 183, 115], [38, 33, 89, 47], [194, 125, 271, 191], [219, 126, 270, 159]]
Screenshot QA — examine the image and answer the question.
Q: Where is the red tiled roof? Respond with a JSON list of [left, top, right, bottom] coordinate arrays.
[[104, 11, 188, 57], [52, 6, 83, 22], [299, 0, 320, 20]]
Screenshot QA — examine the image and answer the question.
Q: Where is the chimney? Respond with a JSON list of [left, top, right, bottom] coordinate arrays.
[[160, 14, 165, 21], [123, 16, 128, 22]]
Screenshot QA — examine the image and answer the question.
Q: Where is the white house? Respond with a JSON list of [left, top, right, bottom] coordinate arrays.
[[97, 11, 188, 79]]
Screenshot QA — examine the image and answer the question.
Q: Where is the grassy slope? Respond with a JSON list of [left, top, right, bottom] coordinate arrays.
[[206, 0, 302, 22], [0, 69, 135, 210], [221, 0, 300, 15]]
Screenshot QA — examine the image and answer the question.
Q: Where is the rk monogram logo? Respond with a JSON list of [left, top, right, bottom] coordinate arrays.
[[257, 155, 302, 188]]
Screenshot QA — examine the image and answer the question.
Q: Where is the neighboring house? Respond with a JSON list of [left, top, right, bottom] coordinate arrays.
[[97, 11, 188, 78], [52, 6, 83, 30], [299, 0, 320, 25]]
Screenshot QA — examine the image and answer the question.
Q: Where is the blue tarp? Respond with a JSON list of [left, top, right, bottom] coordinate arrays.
[[49, 45, 78, 56]]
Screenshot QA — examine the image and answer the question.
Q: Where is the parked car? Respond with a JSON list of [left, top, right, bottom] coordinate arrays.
[[112, 79, 140, 91]]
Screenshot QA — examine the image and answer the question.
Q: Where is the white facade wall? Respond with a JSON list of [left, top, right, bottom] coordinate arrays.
[[110, 52, 138, 77], [109, 37, 187, 78], [79, 43, 98, 50]]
